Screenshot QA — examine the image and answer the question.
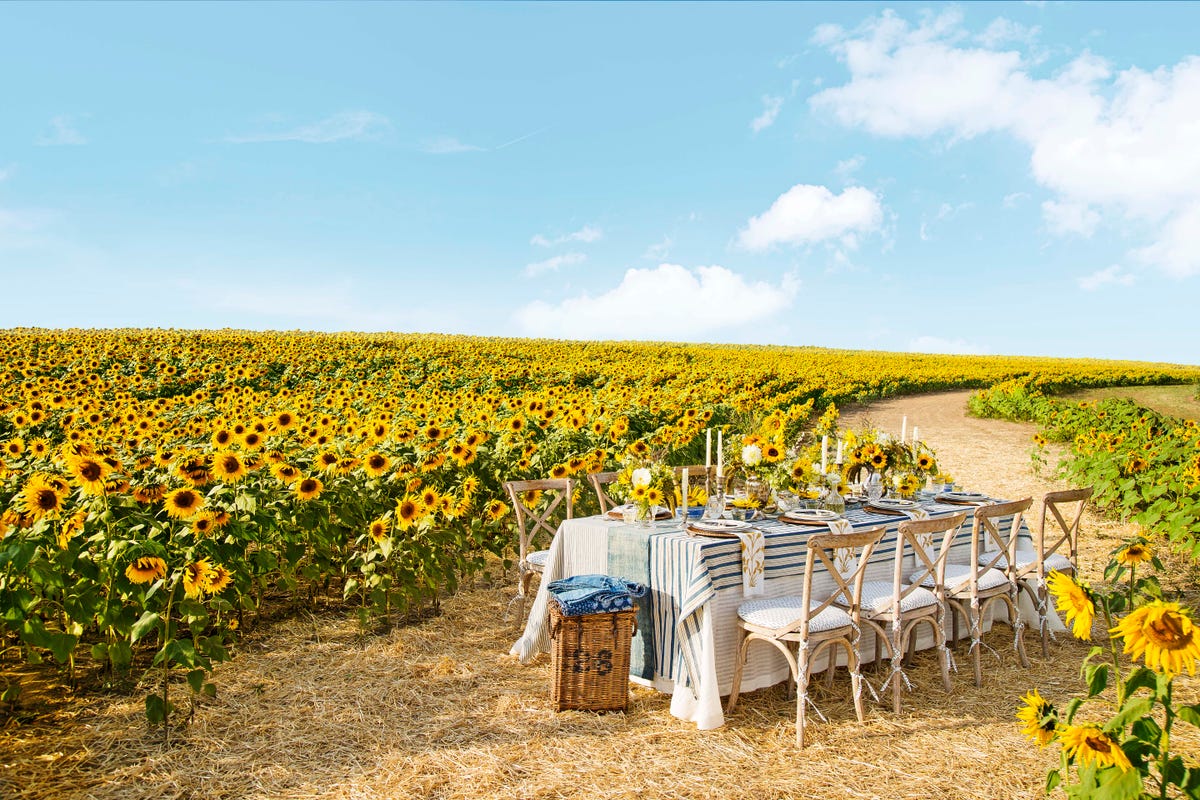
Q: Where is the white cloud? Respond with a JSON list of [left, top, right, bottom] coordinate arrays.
[[1042, 199, 1101, 237], [1078, 265, 1136, 291], [907, 335, 989, 355], [35, 115, 87, 146], [515, 263, 799, 340], [643, 236, 672, 260], [420, 136, 485, 154], [751, 95, 784, 133], [834, 155, 866, 183], [530, 224, 603, 248], [976, 18, 1041, 48], [523, 252, 585, 278], [809, 8, 1200, 277], [737, 184, 883, 251], [1002, 191, 1030, 208], [225, 111, 389, 144]]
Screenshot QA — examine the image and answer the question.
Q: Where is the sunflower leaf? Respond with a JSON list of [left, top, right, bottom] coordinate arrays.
[[130, 610, 161, 644], [1106, 697, 1151, 732], [1085, 663, 1109, 697], [1176, 703, 1200, 728]]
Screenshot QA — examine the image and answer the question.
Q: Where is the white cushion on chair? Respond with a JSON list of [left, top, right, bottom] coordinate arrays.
[[978, 549, 1074, 573], [855, 580, 939, 615], [526, 550, 550, 569], [737, 595, 852, 633], [911, 563, 1009, 593]]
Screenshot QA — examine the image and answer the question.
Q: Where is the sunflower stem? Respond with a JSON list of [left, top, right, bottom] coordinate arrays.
[[1100, 599, 1125, 706], [1160, 679, 1173, 800]]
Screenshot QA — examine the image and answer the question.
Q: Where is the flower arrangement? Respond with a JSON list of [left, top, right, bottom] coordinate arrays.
[[613, 457, 674, 520]]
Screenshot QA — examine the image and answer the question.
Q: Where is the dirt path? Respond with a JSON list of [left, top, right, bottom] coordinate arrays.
[[2, 391, 1152, 800]]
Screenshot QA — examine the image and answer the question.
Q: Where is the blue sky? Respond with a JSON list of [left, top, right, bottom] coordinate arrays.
[[2, 2, 1199, 363]]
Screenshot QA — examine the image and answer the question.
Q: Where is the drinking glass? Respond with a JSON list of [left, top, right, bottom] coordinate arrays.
[[865, 473, 884, 502]]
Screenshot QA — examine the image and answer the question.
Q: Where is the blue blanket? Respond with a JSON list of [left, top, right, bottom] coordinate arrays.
[[547, 574, 646, 617]]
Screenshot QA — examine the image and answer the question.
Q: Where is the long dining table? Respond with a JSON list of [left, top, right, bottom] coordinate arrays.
[[511, 496, 1063, 730]]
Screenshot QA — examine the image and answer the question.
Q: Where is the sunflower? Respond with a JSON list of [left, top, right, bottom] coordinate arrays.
[[206, 563, 233, 594], [486, 499, 509, 522], [1058, 724, 1132, 772], [916, 453, 936, 472], [1112, 601, 1200, 677], [420, 487, 440, 510], [295, 477, 323, 501], [183, 559, 215, 597], [521, 488, 542, 507], [762, 443, 783, 462], [19, 476, 65, 520], [273, 411, 296, 430], [4, 438, 25, 457], [550, 464, 569, 479], [396, 496, 421, 528], [646, 487, 663, 506], [1046, 570, 1095, 640], [1126, 456, 1149, 474], [125, 556, 168, 584], [1114, 541, 1153, 567], [133, 484, 166, 504], [1015, 689, 1057, 747], [242, 431, 263, 449], [271, 462, 301, 484], [368, 517, 391, 544], [164, 487, 204, 519], [212, 452, 247, 483], [363, 452, 390, 478], [316, 451, 340, 471], [28, 438, 50, 458], [175, 455, 212, 487], [58, 510, 88, 549], [191, 512, 216, 537], [211, 428, 235, 449], [866, 446, 887, 469]]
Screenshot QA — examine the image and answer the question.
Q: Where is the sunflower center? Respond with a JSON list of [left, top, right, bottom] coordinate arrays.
[[35, 489, 59, 510], [176, 492, 196, 508], [1146, 612, 1192, 650], [300, 479, 317, 492], [78, 462, 101, 481], [1083, 733, 1112, 755], [222, 456, 239, 471]]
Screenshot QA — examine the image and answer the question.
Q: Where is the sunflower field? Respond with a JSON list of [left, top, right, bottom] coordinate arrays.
[[1, 328, 1198, 730]]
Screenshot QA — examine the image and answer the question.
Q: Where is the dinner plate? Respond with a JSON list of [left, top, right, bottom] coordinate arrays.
[[606, 504, 673, 521], [687, 518, 751, 537], [866, 498, 920, 514], [781, 509, 843, 525], [936, 491, 990, 504]]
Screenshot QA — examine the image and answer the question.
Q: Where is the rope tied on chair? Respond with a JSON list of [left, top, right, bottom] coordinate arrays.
[[968, 596, 1001, 661], [848, 619, 880, 703]]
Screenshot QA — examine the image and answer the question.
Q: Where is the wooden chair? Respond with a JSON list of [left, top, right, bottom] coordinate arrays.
[[673, 464, 713, 497], [504, 478, 574, 627], [930, 498, 1032, 686], [588, 471, 620, 514], [983, 488, 1092, 657], [854, 512, 966, 713], [726, 526, 885, 747]]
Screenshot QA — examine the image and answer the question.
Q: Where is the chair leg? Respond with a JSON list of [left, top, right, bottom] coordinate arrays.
[[848, 640, 865, 724], [796, 644, 811, 747], [970, 606, 983, 688], [1038, 582, 1050, 659], [726, 629, 750, 713], [824, 646, 837, 689], [935, 618, 952, 693], [891, 625, 903, 715]]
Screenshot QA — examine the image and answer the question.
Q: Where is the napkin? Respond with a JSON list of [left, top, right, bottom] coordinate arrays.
[[827, 518, 857, 583], [732, 528, 765, 597]]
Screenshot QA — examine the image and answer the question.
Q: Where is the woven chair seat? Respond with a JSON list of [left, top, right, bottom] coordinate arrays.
[[855, 581, 939, 616], [978, 550, 1074, 573], [911, 563, 1008, 594], [736, 595, 852, 633], [526, 549, 550, 569]]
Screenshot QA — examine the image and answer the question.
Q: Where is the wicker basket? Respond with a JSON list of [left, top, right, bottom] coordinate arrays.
[[549, 604, 637, 712]]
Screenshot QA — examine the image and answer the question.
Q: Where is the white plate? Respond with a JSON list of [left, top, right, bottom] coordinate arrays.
[[781, 509, 842, 524], [939, 491, 988, 501], [689, 518, 750, 533], [869, 498, 919, 510]]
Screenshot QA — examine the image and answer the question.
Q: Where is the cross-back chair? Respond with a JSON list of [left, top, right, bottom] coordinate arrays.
[[988, 487, 1092, 656], [726, 525, 885, 747], [673, 464, 713, 500], [588, 471, 620, 514], [934, 498, 1032, 686], [504, 478, 574, 626], [854, 512, 966, 713]]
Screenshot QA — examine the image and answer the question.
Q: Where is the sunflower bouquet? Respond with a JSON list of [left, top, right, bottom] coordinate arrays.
[[1019, 534, 1200, 797], [612, 458, 674, 521]]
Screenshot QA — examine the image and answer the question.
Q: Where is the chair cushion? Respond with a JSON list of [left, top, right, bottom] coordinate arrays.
[[978, 549, 1074, 573], [854, 580, 940, 615], [737, 595, 852, 633], [910, 563, 1009, 593], [526, 550, 550, 569]]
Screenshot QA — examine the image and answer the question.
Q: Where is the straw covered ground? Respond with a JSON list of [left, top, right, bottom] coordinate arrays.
[[4, 390, 1198, 799]]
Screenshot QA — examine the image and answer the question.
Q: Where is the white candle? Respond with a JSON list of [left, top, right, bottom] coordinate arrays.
[[901, 415, 907, 442], [705, 428, 711, 470], [912, 426, 919, 451], [717, 429, 723, 478], [681, 468, 689, 517], [836, 439, 844, 464], [821, 434, 828, 474]]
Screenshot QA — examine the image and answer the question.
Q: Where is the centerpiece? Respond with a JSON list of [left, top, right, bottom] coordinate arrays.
[[613, 456, 673, 525]]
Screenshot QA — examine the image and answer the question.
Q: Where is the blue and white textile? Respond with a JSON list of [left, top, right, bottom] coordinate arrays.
[[547, 574, 646, 617]]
